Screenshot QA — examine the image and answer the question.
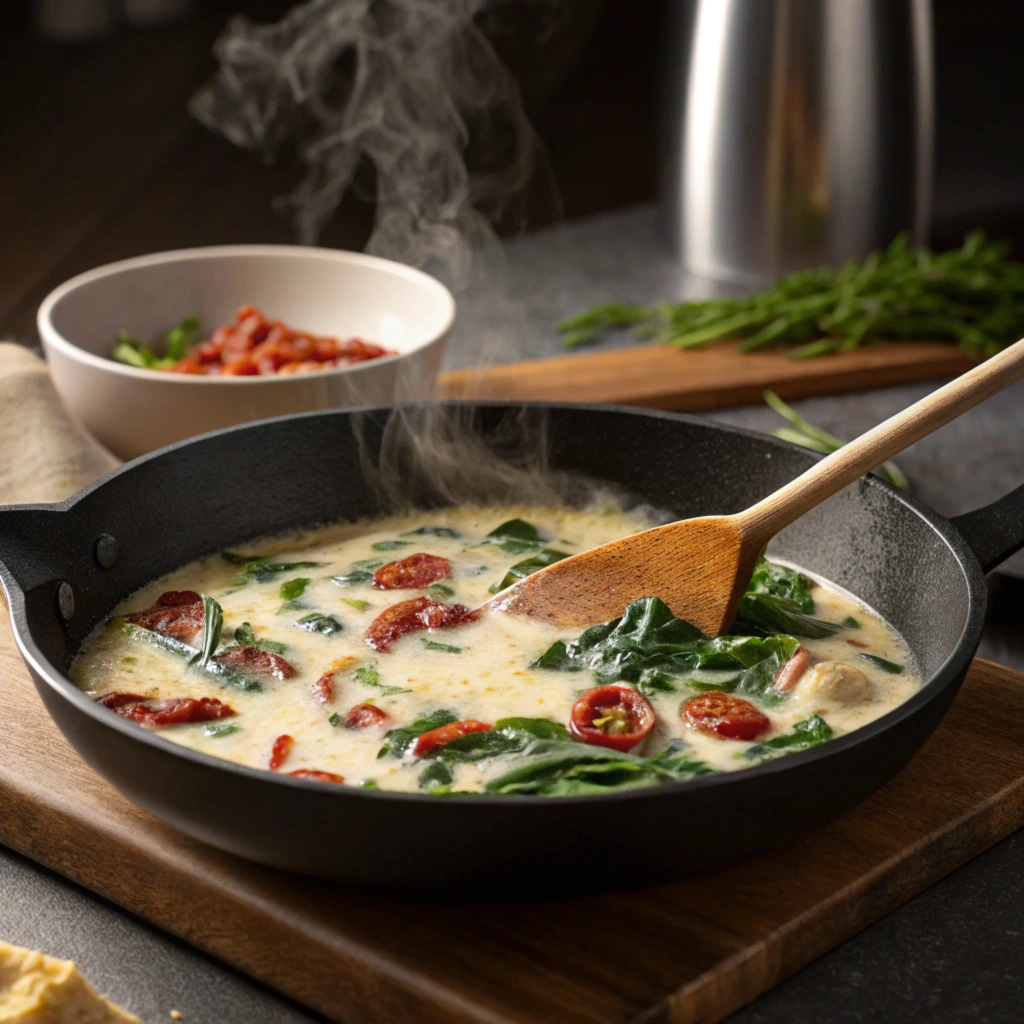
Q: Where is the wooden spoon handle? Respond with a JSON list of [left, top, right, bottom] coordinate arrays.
[[738, 337, 1024, 544]]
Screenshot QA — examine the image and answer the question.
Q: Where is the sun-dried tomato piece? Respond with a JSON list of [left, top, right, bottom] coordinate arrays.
[[311, 671, 335, 705], [287, 769, 346, 784], [269, 734, 294, 771], [215, 646, 296, 680], [682, 692, 771, 741], [412, 719, 492, 757], [98, 694, 235, 729], [123, 593, 204, 642], [96, 691, 150, 710], [365, 597, 476, 652], [157, 591, 202, 607], [773, 646, 811, 693], [344, 703, 390, 728], [372, 553, 451, 591]]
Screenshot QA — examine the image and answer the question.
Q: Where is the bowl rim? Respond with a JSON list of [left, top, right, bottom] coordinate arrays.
[[37, 244, 457, 387]]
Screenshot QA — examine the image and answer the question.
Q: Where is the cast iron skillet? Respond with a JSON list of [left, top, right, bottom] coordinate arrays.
[[2, 403, 1023, 891]]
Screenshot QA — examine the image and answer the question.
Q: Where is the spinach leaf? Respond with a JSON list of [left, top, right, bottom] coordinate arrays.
[[194, 594, 222, 669], [531, 597, 800, 687], [421, 638, 462, 653], [483, 519, 541, 555], [736, 592, 841, 639], [343, 598, 371, 611], [494, 548, 570, 592], [403, 526, 462, 538], [279, 577, 311, 601], [122, 622, 261, 692], [427, 583, 455, 600], [378, 709, 459, 759], [202, 722, 238, 738], [842, 615, 862, 628], [331, 570, 373, 586], [858, 653, 904, 674], [355, 663, 410, 696], [648, 740, 718, 777], [372, 540, 410, 551], [276, 598, 309, 615], [418, 760, 454, 794], [485, 735, 720, 796], [295, 612, 343, 636], [352, 558, 385, 569], [233, 622, 288, 654], [225, 552, 322, 585], [740, 715, 834, 764], [746, 557, 815, 613]]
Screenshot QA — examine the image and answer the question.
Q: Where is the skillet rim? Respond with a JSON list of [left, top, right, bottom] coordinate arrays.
[[1, 401, 987, 808]]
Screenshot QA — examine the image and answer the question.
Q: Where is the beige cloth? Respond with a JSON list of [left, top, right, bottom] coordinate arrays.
[[0, 343, 119, 506]]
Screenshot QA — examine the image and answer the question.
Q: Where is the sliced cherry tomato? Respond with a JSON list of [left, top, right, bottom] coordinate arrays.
[[372, 552, 451, 590], [412, 719, 492, 756], [97, 693, 236, 729], [269, 734, 294, 771], [569, 684, 655, 753], [287, 769, 346, 784], [215, 646, 296, 680], [773, 646, 811, 693], [344, 703, 390, 728], [682, 692, 771, 741], [365, 597, 476, 652], [311, 671, 335, 705]]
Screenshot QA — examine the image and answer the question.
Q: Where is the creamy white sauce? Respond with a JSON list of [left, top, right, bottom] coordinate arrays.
[[71, 505, 921, 793]]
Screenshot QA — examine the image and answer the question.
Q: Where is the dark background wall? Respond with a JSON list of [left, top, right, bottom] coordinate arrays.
[[1, 0, 1023, 339]]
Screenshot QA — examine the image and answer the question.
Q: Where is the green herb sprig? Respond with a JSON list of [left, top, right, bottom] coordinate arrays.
[[557, 232, 1024, 358], [764, 390, 909, 491]]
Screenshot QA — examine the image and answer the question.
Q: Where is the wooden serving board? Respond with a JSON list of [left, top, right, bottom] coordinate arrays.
[[437, 340, 979, 409], [3, 611, 1024, 1024]]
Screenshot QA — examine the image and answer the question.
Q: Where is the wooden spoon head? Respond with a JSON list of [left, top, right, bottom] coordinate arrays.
[[485, 515, 761, 636]]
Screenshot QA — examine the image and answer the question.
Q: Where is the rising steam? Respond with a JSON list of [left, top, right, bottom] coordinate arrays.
[[191, 0, 596, 511], [190, 0, 545, 288]]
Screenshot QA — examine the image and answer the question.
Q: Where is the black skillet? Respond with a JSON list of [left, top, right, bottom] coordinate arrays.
[[2, 403, 1022, 891]]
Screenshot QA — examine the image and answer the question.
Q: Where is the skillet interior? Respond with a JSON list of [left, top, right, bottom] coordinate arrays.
[[0, 404, 984, 890]]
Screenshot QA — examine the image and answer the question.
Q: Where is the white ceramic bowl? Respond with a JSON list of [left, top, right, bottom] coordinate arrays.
[[38, 246, 456, 461]]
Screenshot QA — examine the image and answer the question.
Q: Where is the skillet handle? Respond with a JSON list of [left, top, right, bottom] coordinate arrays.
[[0, 506, 64, 605], [951, 484, 1024, 574]]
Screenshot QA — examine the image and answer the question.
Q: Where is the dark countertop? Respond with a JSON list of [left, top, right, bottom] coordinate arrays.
[[3, 201, 1024, 1023]]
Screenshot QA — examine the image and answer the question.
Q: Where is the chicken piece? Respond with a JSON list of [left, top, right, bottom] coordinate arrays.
[[798, 661, 873, 703]]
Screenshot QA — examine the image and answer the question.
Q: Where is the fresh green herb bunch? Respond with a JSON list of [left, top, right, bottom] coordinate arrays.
[[557, 232, 1024, 358]]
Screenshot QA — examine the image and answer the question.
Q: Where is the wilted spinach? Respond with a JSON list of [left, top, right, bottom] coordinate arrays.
[[403, 526, 462, 538], [533, 597, 800, 703], [223, 550, 321, 585], [858, 653, 904, 674], [233, 622, 288, 654], [484, 738, 717, 796], [492, 548, 570, 593], [482, 519, 542, 555], [295, 612, 343, 636], [740, 715, 833, 764], [355, 663, 410, 697], [378, 708, 459, 759]]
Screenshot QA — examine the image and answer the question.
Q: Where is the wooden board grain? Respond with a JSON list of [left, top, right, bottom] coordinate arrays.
[[2, 611, 1024, 1024], [437, 340, 980, 410]]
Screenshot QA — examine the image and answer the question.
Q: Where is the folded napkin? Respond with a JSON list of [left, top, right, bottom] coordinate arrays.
[[0, 343, 119, 506]]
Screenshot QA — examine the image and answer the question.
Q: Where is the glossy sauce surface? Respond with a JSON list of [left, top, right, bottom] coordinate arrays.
[[72, 505, 921, 794]]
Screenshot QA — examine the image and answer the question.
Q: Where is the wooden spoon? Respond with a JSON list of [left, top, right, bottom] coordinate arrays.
[[485, 338, 1024, 635]]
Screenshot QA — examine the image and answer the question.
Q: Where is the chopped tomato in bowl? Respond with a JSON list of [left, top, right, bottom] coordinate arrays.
[[113, 305, 394, 377]]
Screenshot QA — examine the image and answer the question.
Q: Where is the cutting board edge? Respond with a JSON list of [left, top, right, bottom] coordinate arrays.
[[647, 720, 1024, 1023]]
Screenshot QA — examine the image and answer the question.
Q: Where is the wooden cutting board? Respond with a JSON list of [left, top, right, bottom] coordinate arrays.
[[3, 611, 1024, 1024], [437, 340, 979, 409]]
